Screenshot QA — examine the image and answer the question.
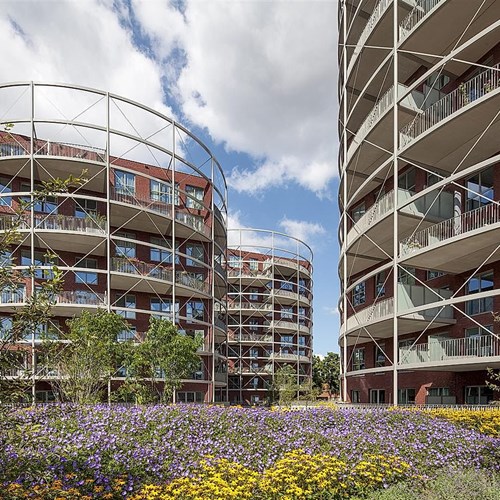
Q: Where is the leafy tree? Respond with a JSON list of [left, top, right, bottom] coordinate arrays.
[[273, 364, 299, 406], [312, 352, 340, 394], [0, 149, 86, 402], [44, 310, 127, 404], [119, 318, 201, 404]]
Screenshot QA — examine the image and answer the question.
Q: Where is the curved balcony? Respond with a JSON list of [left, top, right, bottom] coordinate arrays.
[[343, 188, 453, 275], [227, 300, 273, 315], [346, 84, 422, 177], [227, 268, 272, 283], [264, 256, 311, 277], [110, 257, 209, 296], [399, 0, 500, 78], [399, 334, 500, 371], [55, 290, 107, 316], [229, 333, 273, 344], [399, 63, 500, 171], [341, 284, 455, 344], [400, 202, 500, 273]]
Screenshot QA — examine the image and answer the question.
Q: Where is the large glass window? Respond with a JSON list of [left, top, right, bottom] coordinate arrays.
[[352, 348, 365, 371], [398, 168, 415, 193], [280, 335, 293, 347], [115, 170, 135, 196], [398, 388, 416, 404], [21, 183, 57, 213], [22, 250, 57, 279], [466, 167, 493, 212], [466, 271, 494, 315], [116, 294, 136, 319], [249, 288, 259, 301], [185, 185, 204, 209], [186, 243, 204, 267], [375, 271, 386, 297], [398, 267, 416, 285], [151, 181, 179, 205], [369, 389, 385, 404], [114, 232, 136, 259], [186, 300, 204, 321], [280, 306, 293, 320], [75, 257, 98, 284], [352, 282, 365, 306], [351, 202, 365, 223], [75, 198, 97, 218], [465, 386, 493, 405], [0, 177, 12, 206], [228, 255, 242, 268], [249, 259, 259, 271], [374, 344, 386, 367]]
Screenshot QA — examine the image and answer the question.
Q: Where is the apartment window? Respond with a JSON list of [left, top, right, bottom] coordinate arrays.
[[299, 336, 306, 346], [427, 269, 444, 280], [0, 177, 12, 206], [398, 267, 416, 285], [298, 278, 307, 296], [250, 377, 259, 389], [22, 250, 57, 279], [0, 251, 12, 267], [351, 202, 365, 223], [426, 171, 441, 187], [115, 170, 135, 196], [250, 348, 259, 358], [114, 232, 136, 259], [398, 168, 415, 193], [375, 271, 386, 297], [352, 282, 365, 307], [187, 300, 204, 321], [229, 377, 240, 389], [177, 391, 204, 403], [151, 298, 177, 317], [398, 388, 416, 405], [465, 386, 493, 405], [75, 198, 97, 218], [118, 327, 136, 342], [466, 271, 494, 315], [466, 167, 493, 212], [228, 255, 242, 268], [248, 319, 259, 331], [249, 259, 259, 271], [351, 390, 360, 403], [21, 183, 57, 213], [75, 257, 98, 284], [299, 307, 307, 325], [185, 185, 204, 209], [280, 335, 293, 347], [248, 288, 259, 301], [115, 294, 136, 319], [369, 389, 385, 404], [0, 316, 13, 340], [280, 281, 293, 291], [280, 306, 293, 320], [352, 348, 365, 371], [398, 338, 415, 362], [374, 344, 386, 367], [427, 387, 450, 397], [186, 243, 204, 267]]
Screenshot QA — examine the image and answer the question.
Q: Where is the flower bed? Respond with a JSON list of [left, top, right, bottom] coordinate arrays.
[[1, 405, 499, 499]]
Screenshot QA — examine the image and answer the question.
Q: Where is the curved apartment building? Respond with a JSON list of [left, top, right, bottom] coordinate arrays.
[[339, 1, 500, 404], [226, 228, 313, 405], [0, 82, 228, 403]]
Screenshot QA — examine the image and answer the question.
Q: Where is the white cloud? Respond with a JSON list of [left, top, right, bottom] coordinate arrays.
[[279, 217, 326, 244], [132, 0, 338, 196], [324, 306, 339, 316]]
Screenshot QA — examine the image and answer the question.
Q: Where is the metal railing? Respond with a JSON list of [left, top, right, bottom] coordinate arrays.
[[110, 188, 173, 217], [227, 301, 273, 312], [34, 214, 106, 234], [56, 290, 106, 306], [265, 257, 310, 275], [35, 141, 106, 163], [237, 334, 273, 343], [227, 268, 271, 279], [272, 289, 298, 300], [0, 288, 26, 304], [175, 211, 211, 238], [175, 271, 210, 294], [399, 0, 444, 41], [111, 257, 173, 282], [400, 63, 500, 147], [345, 297, 394, 331], [400, 203, 500, 257], [0, 141, 27, 156], [347, 85, 395, 161], [400, 334, 500, 365]]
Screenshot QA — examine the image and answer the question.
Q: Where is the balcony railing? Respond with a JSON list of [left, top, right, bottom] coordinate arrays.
[[227, 268, 271, 279], [56, 290, 106, 306], [345, 297, 394, 332], [272, 289, 298, 300], [265, 257, 310, 275], [175, 211, 211, 238], [35, 141, 106, 163], [175, 271, 210, 294], [34, 214, 106, 234], [400, 63, 500, 147], [111, 257, 173, 282], [0, 288, 27, 304], [227, 301, 273, 312], [400, 334, 500, 365], [400, 203, 500, 257], [111, 188, 173, 217], [0, 141, 27, 156], [236, 334, 273, 343], [399, 0, 444, 41], [351, 0, 392, 61]]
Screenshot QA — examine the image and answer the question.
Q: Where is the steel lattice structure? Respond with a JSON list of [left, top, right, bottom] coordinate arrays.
[[0, 82, 228, 403], [339, 0, 500, 405], [226, 228, 313, 404]]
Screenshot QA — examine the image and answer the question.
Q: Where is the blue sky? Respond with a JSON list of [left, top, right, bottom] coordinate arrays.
[[1, 0, 339, 355]]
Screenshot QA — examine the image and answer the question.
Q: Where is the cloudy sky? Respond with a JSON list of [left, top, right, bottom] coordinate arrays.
[[0, 0, 339, 355]]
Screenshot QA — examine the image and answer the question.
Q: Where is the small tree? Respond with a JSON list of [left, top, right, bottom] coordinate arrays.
[[120, 318, 201, 403], [273, 364, 298, 406], [312, 352, 340, 394], [46, 310, 127, 403]]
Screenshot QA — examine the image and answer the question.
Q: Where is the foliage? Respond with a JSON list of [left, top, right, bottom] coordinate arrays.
[[360, 468, 500, 500], [0, 163, 87, 402], [272, 364, 298, 405], [486, 367, 500, 393], [45, 310, 128, 403], [312, 352, 340, 393], [118, 318, 201, 403], [1, 405, 500, 498]]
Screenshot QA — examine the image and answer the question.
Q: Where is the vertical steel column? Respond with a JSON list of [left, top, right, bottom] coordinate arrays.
[[30, 82, 36, 403]]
